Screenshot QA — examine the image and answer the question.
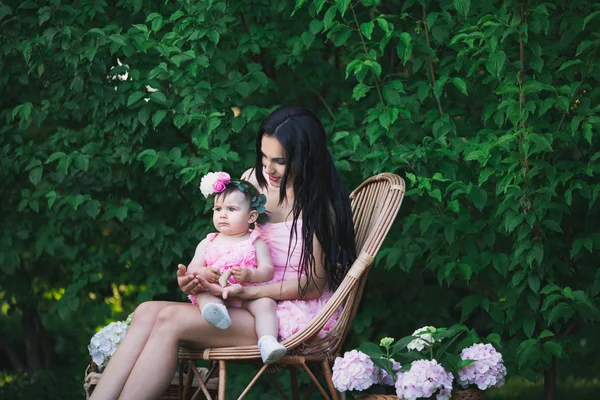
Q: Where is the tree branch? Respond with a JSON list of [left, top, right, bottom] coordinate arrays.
[[422, 6, 444, 116]]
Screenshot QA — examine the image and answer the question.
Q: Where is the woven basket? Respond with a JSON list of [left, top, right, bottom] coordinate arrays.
[[452, 389, 485, 400], [358, 389, 484, 400], [83, 362, 218, 400]]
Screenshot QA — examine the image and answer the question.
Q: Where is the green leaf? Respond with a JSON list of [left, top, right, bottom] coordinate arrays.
[[539, 330, 554, 339], [323, 6, 337, 31], [169, 10, 184, 21], [523, 318, 535, 338], [84, 200, 100, 218], [151, 15, 164, 32], [309, 19, 323, 34], [335, 0, 350, 16], [74, 155, 89, 172], [127, 91, 146, 107], [116, 206, 128, 221], [486, 51, 506, 78], [352, 83, 370, 101], [576, 40, 595, 56], [540, 283, 560, 294], [207, 30, 220, 44], [206, 117, 221, 134], [333, 29, 351, 47], [149, 92, 167, 105], [29, 167, 43, 186], [453, 0, 470, 18], [451, 77, 468, 96], [0, 4, 12, 21], [559, 60, 583, 71], [132, 0, 143, 14], [544, 341, 563, 359], [583, 11, 600, 29], [360, 21, 374, 40], [109, 34, 127, 47], [547, 302, 574, 326], [396, 32, 412, 65], [69, 195, 84, 210], [377, 18, 391, 37], [517, 339, 540, 368], [583, 123, 593, 145], [152, 110, 168, 128]]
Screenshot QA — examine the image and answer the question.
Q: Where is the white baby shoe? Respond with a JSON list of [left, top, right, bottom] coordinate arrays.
[[201, 303, 231, 330], [258, 335, 286, 364]]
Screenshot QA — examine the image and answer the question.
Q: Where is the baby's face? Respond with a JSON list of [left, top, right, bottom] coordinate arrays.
[[212, 191, 257, 236]]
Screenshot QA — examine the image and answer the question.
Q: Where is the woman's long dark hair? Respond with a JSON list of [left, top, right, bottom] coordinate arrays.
[[255, 106, 356, 295]]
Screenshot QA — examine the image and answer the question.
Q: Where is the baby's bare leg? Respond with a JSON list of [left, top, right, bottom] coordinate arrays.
[[194, 292, 223, 310], [196, 292, 231, 330], [244, 298, 286, 363], [244, 297, 279, 338]]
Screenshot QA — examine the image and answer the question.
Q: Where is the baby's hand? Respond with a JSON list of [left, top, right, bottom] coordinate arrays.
[[199, 267, 221, 284], [231, 267, 252, 283]]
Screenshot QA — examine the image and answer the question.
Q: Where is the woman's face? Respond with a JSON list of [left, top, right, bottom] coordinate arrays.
[[261, 135, 290, 188]]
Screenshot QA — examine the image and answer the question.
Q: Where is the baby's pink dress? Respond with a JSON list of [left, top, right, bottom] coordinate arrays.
[[203, 230, 261, 286], [257, 220, 340, 341], [188, 230, 260, 307]]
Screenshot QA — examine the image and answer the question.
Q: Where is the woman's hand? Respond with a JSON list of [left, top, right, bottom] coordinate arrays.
[[196, 271, 224, 297], [222, 284, 247, 300], [177, 264, 203, 295]]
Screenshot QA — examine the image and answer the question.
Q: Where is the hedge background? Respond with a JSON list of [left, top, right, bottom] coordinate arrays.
[[1, 0, 599, 398]]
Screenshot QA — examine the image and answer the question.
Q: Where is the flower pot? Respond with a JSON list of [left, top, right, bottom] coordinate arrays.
[[452, 388, 485, 400]]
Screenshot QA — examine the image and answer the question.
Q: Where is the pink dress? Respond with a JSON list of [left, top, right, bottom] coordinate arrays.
[[188, 230, 261, 307], [203, 230, 261, 286], [257, 221, 340, 341]]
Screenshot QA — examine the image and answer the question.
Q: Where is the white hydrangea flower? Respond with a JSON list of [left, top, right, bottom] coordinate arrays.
[[88, 321, 129, 371], [199, 172, 220, 197], [407, 326, 441, 351]]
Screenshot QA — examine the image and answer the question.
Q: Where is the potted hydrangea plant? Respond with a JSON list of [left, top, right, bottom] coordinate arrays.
[[331, 324, 507, 400]]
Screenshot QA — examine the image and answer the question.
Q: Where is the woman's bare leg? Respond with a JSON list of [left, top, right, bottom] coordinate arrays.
[[90, 301, 175, 400], [118, 302, 258, 400]]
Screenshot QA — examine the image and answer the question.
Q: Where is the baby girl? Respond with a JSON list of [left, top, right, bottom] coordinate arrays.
[[186, 171, 286, 364]]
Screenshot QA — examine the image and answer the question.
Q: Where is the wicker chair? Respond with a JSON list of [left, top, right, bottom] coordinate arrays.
[[178, 173, 405, 400]]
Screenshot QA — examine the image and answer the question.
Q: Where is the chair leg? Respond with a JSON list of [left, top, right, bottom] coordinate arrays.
[[183, 361, 195, 400], [302, 381, 315, 400], [190, 363, 214, 400], [289, 367, 300, 400], [322, 359, 339, 400], [300, 361, 331, 400], [266, 372, 289, 400], [218, 360, 226, 400], [178, 361, 184, 400], [237, 364, 269, 400]]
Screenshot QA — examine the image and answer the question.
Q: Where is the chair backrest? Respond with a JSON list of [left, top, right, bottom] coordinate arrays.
[[283, 173, 405, 357]]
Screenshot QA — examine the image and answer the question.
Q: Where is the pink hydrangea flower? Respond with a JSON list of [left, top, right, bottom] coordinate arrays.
[[395, 359, 453, 400], [212, 180, 226, 193], [457, 343, 507, 390], [378, 358, 402, 386], [332, 350, 378, 392]]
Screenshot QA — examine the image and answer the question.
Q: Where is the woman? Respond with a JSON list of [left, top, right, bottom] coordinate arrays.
[[90, 106, 356, 400]]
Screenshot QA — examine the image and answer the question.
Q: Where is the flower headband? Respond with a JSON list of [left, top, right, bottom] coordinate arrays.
[[199, 171, 267, 216]]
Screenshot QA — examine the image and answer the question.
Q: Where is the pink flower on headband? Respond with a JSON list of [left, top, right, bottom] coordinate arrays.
[[200, 172, 231, 198]]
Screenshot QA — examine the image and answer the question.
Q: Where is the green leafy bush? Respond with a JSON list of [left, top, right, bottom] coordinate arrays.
[[1, 0, 599, 398]]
